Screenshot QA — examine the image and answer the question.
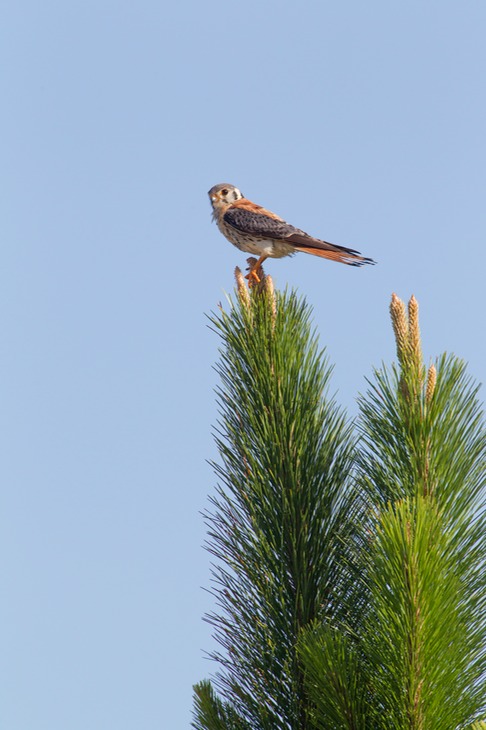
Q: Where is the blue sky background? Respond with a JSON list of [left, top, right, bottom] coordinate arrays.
[[1, 2, 485, 728]]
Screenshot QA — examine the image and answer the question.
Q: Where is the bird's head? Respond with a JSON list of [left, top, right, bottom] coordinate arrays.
[[208, 183, 243, 218]]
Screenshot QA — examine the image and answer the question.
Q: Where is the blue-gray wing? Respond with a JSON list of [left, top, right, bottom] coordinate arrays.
[[224, 205, 375, 265], [223, 207, 299, 240]]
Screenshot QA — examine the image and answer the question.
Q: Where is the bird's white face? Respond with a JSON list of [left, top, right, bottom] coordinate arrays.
[[208, 184, 243, 214]]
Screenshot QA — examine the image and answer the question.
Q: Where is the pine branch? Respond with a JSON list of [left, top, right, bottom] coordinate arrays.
[[356, 294, 486, 728], [194, 271, 366, 729], [192, 680, 251, 730], [194, 286, 485, 729]]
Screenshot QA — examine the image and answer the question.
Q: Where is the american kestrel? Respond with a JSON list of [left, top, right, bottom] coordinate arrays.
[[208, 183, 375, 282]]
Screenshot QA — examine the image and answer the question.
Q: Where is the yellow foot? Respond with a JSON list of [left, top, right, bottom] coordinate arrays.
[[245, 257, 264, 286], [245, 270, 261, 284]]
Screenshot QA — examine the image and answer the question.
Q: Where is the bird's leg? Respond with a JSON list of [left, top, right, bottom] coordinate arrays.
[[245, 255, 267, 284]]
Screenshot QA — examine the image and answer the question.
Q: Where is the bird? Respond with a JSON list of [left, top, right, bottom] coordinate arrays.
[[208, 183, 375, 282]]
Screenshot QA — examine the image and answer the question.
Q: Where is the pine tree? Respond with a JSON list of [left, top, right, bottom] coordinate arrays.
[[193, 269, 486, 729], [299, 293, 486, 729]]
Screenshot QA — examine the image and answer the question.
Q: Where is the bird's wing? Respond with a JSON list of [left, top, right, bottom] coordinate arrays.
[[223, 206, 299, 239], [224, 205, 375, 266]]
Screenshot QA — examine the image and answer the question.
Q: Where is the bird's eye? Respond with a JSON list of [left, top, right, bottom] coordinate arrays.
[[221, 188, 228, 196]]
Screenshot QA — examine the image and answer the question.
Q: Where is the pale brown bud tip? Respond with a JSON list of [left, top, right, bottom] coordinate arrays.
[[425, 364, 437, 404], [407, 294, 422, 373], [234, 266, 245, 287], [264, 275, 277, 320], [390, 293, 409, 365], [234, 266, 251, 308], [264, 274, 275, 299]]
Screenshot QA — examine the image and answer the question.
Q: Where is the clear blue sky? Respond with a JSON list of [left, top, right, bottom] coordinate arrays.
[[1, 2, 485, 728]]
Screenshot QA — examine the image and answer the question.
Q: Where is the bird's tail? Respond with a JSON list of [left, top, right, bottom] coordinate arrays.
[[289, 235, 376, 267]]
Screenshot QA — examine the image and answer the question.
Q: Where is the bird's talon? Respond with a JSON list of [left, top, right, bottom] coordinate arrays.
[[245, 271, 261, 284]]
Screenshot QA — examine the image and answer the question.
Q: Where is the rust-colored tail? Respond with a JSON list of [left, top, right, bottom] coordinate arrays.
[[290, 235, 376, 267]]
